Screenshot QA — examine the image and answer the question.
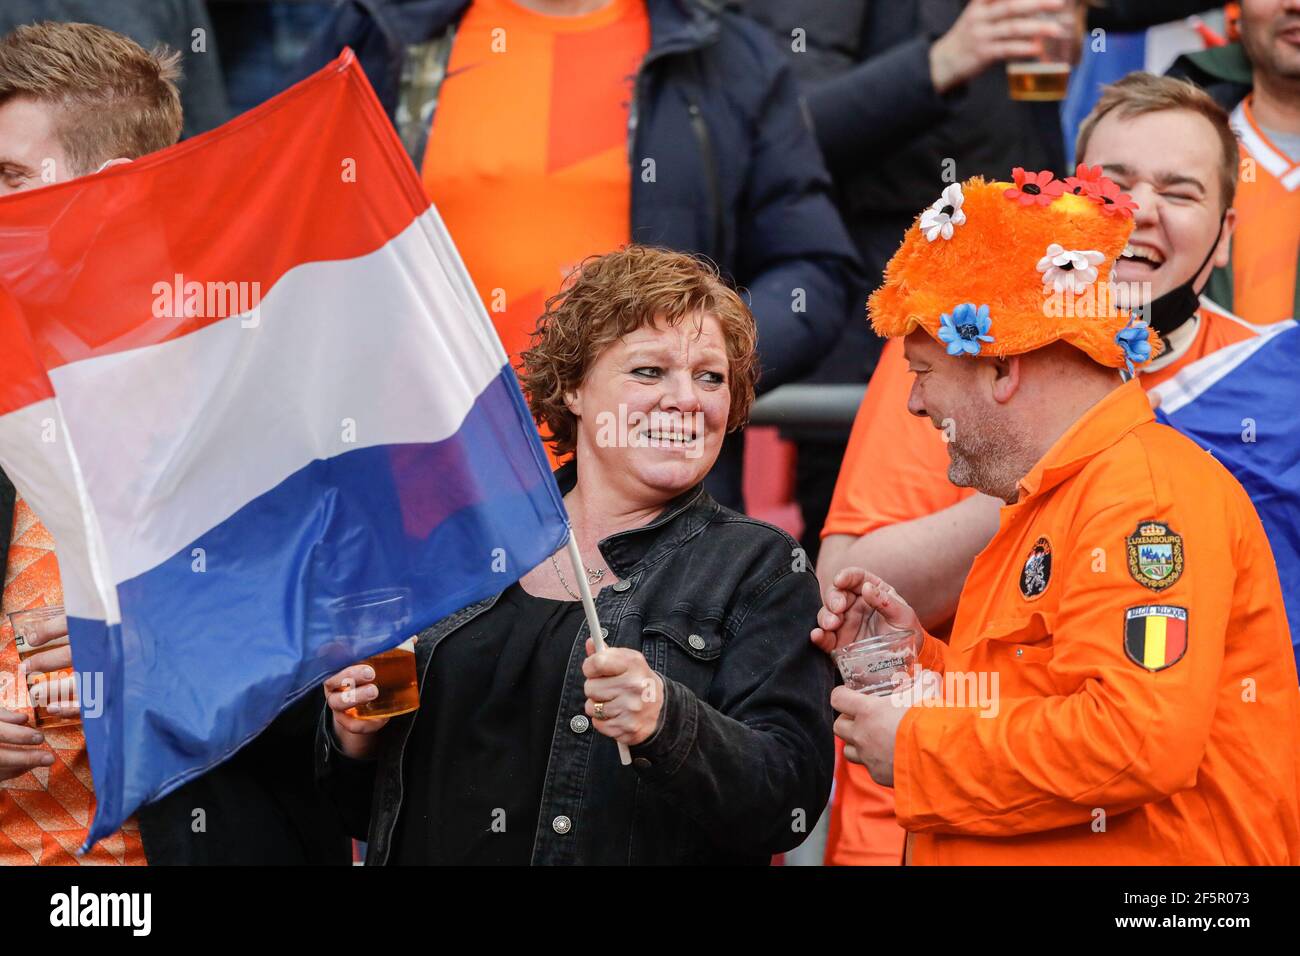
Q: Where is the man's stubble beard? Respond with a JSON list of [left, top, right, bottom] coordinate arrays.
[[946, 409, 1035, 504], [1244, 19, 1300, 83]]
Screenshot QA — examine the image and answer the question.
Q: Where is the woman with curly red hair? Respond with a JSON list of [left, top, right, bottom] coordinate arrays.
[[318, 245, 834, 865]]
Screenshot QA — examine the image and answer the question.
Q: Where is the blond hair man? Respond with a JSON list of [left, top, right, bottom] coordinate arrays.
[[0, 20, 180, 192], [0, 20, 181, 864]]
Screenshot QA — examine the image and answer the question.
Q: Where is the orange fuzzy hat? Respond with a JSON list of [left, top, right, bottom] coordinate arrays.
[[868, 167, 1162, 370]]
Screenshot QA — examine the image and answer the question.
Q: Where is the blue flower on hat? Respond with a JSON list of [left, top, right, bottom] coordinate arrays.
[[1115, 317, 1153, 373], [937, 303, 994, 356]]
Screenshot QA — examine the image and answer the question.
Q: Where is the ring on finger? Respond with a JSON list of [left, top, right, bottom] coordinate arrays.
[[593, 701, 608, 720]]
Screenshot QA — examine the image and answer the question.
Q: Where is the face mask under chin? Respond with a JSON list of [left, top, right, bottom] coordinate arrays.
[[1139, 214, 1226, 338]]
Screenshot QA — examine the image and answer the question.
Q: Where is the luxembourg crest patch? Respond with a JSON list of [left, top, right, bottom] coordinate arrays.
[[1126, 520, 1184, 591]]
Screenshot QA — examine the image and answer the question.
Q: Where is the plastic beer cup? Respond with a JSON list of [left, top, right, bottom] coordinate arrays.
[[9, 605, 80, 729], [831, 628, 919, 697], [1006, 0, 1080, 102], [329, 589, 419, 720]]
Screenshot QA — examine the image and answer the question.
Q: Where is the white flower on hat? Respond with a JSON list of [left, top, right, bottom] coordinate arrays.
[[1037, 243, 1106, 293], [919, 183, 967, 242]]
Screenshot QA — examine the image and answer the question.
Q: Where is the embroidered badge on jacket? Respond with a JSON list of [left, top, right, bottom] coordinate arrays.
[[1126, 520, 1184, 591], [1123, 605, 1189, 671], [1020, 536, 1053, 599]]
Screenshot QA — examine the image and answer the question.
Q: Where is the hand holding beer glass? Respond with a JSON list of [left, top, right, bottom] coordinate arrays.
[[811, 567, 924, 695], [1, 606, 74, 783], [324, 588, 420, 760], [10, 605, 79, 728], [928, 0, 1074, 95], [1006, 0, 1084, 101]]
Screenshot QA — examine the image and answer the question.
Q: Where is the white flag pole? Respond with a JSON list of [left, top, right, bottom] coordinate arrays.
[[566, 532, 632, 766]]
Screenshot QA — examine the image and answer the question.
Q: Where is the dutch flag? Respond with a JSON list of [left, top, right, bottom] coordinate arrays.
[[0, 52, 569, 850], [1153, 318, 1300, 674]]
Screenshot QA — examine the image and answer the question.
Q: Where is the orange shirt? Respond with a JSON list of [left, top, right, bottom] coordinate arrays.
[[821, 305, 1259, 866], [1229, 97, 1300, 326], [821, 336, 974, 864], [823, 741, 906, 865], [895, 381, 1300, 864], [423, 0, 649, 369], [1139, 300, 1261, 389], [0, 500, 145, 865]]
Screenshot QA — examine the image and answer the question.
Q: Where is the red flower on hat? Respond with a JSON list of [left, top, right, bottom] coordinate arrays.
[[1063, 163, 1106, 196], [1087, 177, 1139, 218], [1004, 167, 1065, 207]]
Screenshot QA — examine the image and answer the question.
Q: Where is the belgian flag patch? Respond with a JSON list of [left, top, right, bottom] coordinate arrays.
[[1124, 605, 1188, 672]]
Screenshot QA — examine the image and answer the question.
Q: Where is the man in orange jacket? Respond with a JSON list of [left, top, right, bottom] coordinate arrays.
[[813, 171, 1300, 864], [816, 73, 1268, 867]]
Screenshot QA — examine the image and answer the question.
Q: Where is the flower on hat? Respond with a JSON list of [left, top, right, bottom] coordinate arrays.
[[1063, 163, 1106, 196], [937, 303, 994, 356], [1115, 316, 1153, 373], [919, 183, 967, 241], [1087, 178, 1139, 218], [1037, 243, 1106, 293], [1004, 168, 1065, 207]]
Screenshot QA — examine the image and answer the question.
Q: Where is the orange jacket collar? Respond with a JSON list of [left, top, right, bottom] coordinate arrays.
[[1015, 379, 1154, 501]]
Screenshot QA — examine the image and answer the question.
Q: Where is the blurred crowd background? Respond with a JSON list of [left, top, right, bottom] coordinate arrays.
[[7, 0, 1253, 542]]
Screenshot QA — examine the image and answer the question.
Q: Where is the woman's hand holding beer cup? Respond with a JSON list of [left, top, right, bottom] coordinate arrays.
[[810, 567, 923, 656], [324, 664, 389, 760]]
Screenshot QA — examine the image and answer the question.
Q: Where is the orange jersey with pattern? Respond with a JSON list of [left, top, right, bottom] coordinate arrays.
[[0, 500, 144, 865]]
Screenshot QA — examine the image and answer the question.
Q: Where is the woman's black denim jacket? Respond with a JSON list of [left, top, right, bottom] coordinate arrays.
[[315, 462, 836, 865]]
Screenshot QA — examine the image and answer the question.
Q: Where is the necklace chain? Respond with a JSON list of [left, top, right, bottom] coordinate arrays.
[[550, 554, 606, 600]]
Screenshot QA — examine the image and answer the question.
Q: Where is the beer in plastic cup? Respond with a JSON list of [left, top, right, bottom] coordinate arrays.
[[832, 629, 919, 697], [9, 605, 79, 729], [1006, 0, 1080, 102], [329, 589, 419, 720]]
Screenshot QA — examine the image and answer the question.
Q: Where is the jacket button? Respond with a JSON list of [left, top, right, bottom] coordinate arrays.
[[1016, 648, 1024, 657], [612, 579, 631, 592], [569, 714, 590, 734], [633, 757, 652, 769], [688, 634, 706, 651], [552, 815, 572, 835], [600, 627, 609, 640]]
